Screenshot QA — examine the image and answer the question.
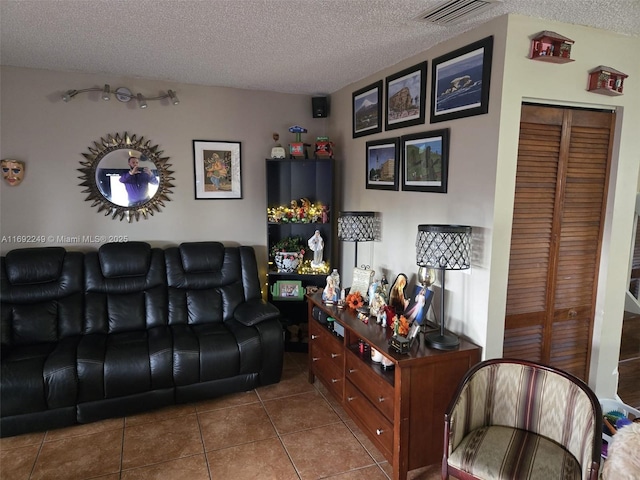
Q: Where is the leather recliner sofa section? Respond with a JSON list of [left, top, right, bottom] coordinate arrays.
[[1, 241, 283, 437]]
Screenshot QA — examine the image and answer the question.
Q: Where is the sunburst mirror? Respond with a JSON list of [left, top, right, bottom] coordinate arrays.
[[78, 132, 174, 222]]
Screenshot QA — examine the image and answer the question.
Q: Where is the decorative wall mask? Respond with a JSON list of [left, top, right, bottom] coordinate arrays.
[[1, 159, 25, 186], [78, 133, 174, 222]]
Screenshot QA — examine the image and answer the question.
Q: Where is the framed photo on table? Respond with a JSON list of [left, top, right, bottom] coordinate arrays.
[[353, 80, 383, 138], [401, 129, 450, 193], [193, 140, 242, 199], [385, 61, 427, 131], [430, 36, 493, 123], [366, 138, 399, 191]]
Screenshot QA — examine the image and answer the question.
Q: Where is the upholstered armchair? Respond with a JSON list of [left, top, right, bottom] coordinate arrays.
[[443, 358, 602, 480]]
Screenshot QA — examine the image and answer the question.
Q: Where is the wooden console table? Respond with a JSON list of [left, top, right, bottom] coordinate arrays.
[[306, 293, 481, 480]]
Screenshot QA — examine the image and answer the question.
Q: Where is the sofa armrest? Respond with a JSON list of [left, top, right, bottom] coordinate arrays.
[[234, 299, 280, 326]]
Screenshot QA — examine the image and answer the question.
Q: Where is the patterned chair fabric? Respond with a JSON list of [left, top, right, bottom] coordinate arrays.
[[444, 359, 602, 480]]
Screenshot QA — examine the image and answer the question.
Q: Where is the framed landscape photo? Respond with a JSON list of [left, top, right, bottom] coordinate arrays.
[[430, 36, 493, 123], [401, 129, 450, 193], [193, 140, 242, 199], [353, 80, 383, 138], [385, 61, 427, 131], [366, 138, 399, 191]]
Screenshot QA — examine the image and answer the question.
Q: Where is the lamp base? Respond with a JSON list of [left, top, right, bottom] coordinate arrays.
[[424, 331, 459, 350]]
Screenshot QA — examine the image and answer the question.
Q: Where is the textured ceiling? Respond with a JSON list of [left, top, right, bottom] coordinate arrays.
[[1, 0, 639, 95]]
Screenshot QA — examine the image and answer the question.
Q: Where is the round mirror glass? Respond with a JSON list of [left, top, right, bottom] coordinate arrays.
[[79, 133, 174, 221]]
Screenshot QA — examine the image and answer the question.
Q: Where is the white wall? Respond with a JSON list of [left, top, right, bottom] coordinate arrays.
[[0, 66, 327, 283], [329, 14, 640, 398]]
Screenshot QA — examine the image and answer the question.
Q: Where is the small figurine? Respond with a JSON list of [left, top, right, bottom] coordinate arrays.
[[322, 274, 339, 305], [289, 125, 310, 159], [307, 230, 325, 269], [271, 132, 286, 159], [389, 273, 408, 315]]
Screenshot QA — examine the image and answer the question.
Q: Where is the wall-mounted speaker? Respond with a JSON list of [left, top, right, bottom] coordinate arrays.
[[312, 96, 329, 118]]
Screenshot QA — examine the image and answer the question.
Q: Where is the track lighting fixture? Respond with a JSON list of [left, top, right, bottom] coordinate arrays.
[[61, 84, 179, 107]]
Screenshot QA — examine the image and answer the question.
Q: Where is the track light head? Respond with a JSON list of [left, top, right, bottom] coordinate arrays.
[[168, 90, 180, 105], [62, 90, 77, 102], [102, 84, 111, 101], [137, 94, 148, 109]]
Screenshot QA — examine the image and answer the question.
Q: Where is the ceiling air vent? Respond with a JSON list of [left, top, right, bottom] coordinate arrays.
[[414, 0, 501, 25]]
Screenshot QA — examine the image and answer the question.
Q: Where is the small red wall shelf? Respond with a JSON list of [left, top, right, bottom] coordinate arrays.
[[587, 66, 628, 96], [530, 31, 575, 63]]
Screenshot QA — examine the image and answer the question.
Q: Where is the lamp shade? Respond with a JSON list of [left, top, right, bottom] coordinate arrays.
[[337, 211, 377, 242], [416, 225, 471, 270]]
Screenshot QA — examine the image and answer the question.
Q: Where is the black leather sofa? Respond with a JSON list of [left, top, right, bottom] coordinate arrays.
[[1, 241, 283, 437]]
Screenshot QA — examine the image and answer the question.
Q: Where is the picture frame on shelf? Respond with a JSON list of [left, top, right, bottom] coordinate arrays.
[[270, 280, 304, 300], [404, 284, 435, 327], [385, 61, 427, 131], [366, 137, 400, 191], [352, 80, 383, 138], [193, 140, 242, 199], [401, 129, 450, 193], [430, 36, 493, 123]]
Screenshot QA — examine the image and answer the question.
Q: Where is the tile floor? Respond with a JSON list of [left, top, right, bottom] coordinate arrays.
[[0, 352, 441, 480]]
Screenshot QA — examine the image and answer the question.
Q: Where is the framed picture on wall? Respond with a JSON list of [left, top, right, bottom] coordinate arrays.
[[366, 137, 399, 191], [430, 36, 493, 123], [353, 80, 383, 138], [401, 129, 450, 193], [385, 61, 427, 131], [193, 140, 242, 199]]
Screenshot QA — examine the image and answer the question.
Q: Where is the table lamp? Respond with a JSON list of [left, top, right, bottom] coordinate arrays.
[[337, 211, 378, 267], [415, 224, 471, 350]]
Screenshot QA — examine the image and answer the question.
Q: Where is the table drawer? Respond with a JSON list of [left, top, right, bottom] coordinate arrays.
[[344, 380, 393, 460], [310, 349, 343, 400], [309, 320, 344, 371], [345, 351, 394, 422]]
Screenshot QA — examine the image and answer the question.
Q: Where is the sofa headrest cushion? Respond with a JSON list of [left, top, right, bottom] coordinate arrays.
[[179, 242, 224, 273], [5, 247, 66, 285], [99, 242, 152, 278]]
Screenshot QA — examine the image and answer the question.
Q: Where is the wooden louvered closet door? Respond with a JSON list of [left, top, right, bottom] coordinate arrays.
[[504, 103, 615, 381]]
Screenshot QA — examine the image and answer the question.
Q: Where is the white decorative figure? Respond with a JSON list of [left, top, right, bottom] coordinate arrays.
[[308, 230, 325, 268]]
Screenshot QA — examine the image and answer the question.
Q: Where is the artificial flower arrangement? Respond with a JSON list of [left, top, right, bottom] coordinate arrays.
[[267, 198, 329, 224], [270, 236, 305, 260], [392, 315, 410, 337], [345, 291, 364, 310]]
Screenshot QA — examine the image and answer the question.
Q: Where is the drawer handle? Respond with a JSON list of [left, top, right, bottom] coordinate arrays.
[[311, 334, 318, 340], [378, 396, 385, 403], [331, 353, 340, 358], [347, 396, 355, 402], [348, 368, 357, 374], [331, 378, 340, 383], [376, 429, 384, 436], [312, 357, 319, 362]]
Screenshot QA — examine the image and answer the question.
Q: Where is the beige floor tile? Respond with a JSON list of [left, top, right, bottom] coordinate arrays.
[[263, 390, 341, 435], [30, 429, 122, 480], [284, 352, 308, 371], [125, 403, 196, 427], [0, 444, 39, 480], [194, 389, 260, 413], [44, 417, 124, 441], [207, 437, 299, 480], [256, 368, 315, 401], [324, 464, 390, 479], [0, 431, 44, 450], [408, 463, 444, 480], [282, 423, 375, 480], [198, 403, 276, 451], [120, 454, 210, 480], [121, 414, 203, 470]]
